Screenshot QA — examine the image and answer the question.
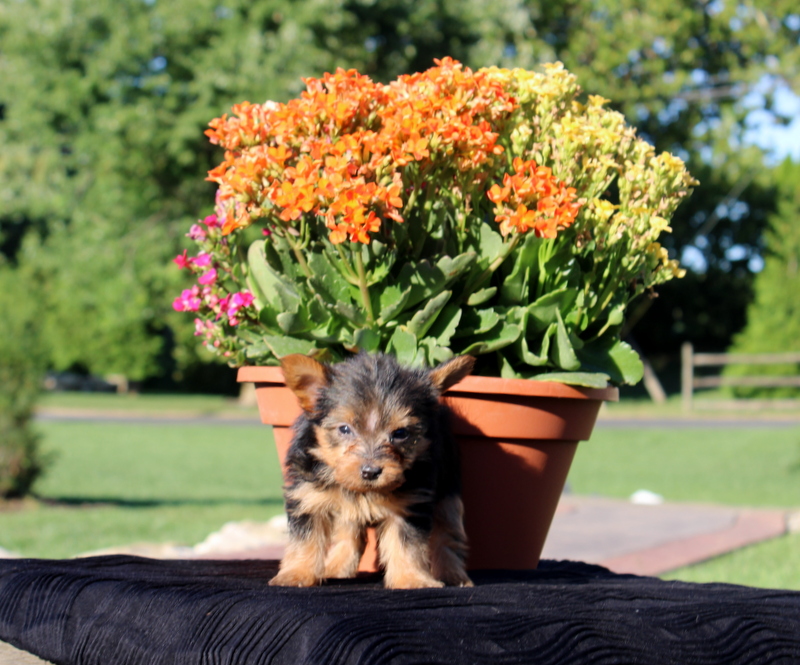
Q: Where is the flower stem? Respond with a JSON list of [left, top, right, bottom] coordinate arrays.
[[335, 244, 360, 285], [283, 231, 313, 280]]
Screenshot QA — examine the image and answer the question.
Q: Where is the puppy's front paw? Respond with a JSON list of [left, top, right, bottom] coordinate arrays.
[[441, 572, 474, 588], [269, 568, 320, 587], [384, 571, 445, 590]]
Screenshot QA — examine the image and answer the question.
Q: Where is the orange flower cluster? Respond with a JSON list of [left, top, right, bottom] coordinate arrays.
[[487, 158, 581, 238], [205, 58, 556, 244]]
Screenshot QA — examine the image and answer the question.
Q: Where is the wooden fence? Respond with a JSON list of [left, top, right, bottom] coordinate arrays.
[[681, 343, 800, 411]]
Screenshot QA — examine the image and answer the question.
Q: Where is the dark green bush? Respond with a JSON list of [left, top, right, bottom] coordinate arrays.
[[724, 161, 800, 398], [0, 268, 46, 497]]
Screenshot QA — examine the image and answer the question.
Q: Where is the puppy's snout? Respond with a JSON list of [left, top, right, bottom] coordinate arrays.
[[360, 464, 383, 481]]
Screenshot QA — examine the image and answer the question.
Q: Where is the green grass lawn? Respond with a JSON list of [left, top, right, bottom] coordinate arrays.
[[1, 421, 285, 558], [3, 397, 799, 590], [569, 425, 800, 507], [661, 532, 800, 590], [38, 391, 259, 418]]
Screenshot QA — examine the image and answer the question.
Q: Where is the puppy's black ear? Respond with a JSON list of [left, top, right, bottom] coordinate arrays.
[[280, 354, 331, 413], [429, 355, 475, 394]]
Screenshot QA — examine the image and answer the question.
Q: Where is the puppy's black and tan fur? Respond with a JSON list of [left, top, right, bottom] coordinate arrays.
[[270, 352, 474, 589]]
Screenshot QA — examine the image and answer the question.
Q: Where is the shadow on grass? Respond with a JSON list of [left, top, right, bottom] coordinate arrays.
[[35, 496, 285, 509]]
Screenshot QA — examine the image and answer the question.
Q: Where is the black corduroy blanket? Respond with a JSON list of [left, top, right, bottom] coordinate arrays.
[[1, 556, 799, 664]]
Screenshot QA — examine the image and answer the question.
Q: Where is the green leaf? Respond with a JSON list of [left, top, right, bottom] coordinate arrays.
[[466, 287, 497, 306], [460, 319, 522, 355], [419, 338, 454, 366], [351, 327, 382, 353], [247, 240, 303, 312], [277, 310, 303, 334], [527, 289, 578, 333], [453, 307, 501, 338], [243, 341, 270, 359], [550, 310, 581, 371], [307, 295, 332, 326], [427, 304, 462, 347], [245, 273, 280, 331], [499, 232, 541, 305], [334, 300, 367, 327], [387, 328, 418, 365], [515, 319, 555, 366], [261, 335, 318, 358], [365, 241, 397, 285], [406, 290, 451, 339], [270, 235, 304, 282], [367, 261, 392, 286], [247, 240, 283, 311], [308, 252, 352, 305], [397, 252, 476, 309], [474, 222, 505, 269], [437, 253, 477, 281], [576, 338, 644, 385], [499, 354, 519, 379], [529, 371, 611, 388], [376, 284, 413, 324], [605, 303, 626, 328], [605, 339, 644, 385]]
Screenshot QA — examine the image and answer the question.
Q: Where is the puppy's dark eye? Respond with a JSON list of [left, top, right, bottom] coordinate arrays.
[[391, 428, 409, 442], [338, 424, 352, 436]]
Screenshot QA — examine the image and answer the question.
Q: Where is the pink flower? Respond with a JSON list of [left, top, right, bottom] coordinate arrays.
[[194, 318, 216, 340], [193, 252, 212, 268], [202, 214, 221, 228], [173, 250, 192, 269], [216, 295, 230, 320], [230, 291, 255, 310], [173, 288, 202, 312], [198, 268, 217, 285], [224, 291, 255, 326], [188, 224, 207, 240]]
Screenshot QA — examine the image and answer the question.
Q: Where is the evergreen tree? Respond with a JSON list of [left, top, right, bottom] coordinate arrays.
[[725, 160, 800, 396]]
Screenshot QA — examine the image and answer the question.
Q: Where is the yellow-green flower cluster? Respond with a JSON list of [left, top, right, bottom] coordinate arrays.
[[493, 62, 695, 303]]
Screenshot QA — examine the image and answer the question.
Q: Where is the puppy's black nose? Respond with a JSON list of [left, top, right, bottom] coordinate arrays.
[[360, 464, 383, 481]]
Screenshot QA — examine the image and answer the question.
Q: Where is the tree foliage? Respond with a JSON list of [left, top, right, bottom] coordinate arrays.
[[0, 268, 47, 497], [723, 160, 800, 395], [1, 0, 798, 382], [1, 0, 375, 379]]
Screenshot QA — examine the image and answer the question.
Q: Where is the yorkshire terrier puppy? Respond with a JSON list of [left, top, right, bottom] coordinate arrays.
[[269, 352, 475, 589]]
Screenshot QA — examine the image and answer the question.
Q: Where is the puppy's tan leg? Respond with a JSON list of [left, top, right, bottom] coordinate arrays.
[[324, 517, 365, 579], [378, 516, 443, 589], [430, 496, 472, 587], [269, 517, 329, 587]]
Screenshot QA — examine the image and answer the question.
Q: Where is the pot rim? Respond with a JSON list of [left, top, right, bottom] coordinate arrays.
[[236, 365, 619, 402]]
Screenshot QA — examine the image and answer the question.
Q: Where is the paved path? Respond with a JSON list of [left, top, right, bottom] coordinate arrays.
[[542, 495, 791, 576]]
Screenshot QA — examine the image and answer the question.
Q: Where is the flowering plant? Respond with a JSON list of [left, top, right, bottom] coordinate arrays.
[[174, 58, 695, 386]]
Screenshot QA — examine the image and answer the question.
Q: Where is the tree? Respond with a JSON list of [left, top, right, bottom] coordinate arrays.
[[0, 0, 380, 380], [722, 159, 800, 395], [0, 267, 47, 497]]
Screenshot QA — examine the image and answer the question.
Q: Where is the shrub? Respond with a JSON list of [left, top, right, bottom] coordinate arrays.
[[724, 160, 800, 397], [0, 268, 47, 497]]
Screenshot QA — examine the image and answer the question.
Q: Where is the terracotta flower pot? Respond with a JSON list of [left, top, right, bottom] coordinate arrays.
[[238, 366, 618, 571]]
